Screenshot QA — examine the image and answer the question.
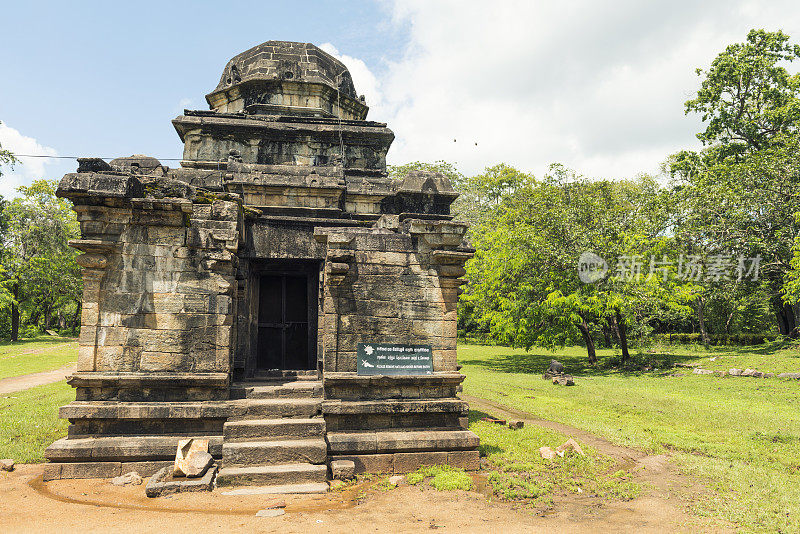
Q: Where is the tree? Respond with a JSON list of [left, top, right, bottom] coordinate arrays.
[[0, 125, 18, 328], [672, 29, 800, 337], [462, 164, 691, 365], [685, 29, 800, 156], [2, 180, 81, 340]]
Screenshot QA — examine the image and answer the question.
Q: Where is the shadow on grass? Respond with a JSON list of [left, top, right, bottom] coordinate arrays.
[[460, 350, 710, 378], [468, 409, 506, 455]]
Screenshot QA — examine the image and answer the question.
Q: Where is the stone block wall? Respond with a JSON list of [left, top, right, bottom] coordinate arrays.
[[315, 217, 480, 473], [46, 172, 245, 477], [316, 218, 471, 373], [63, 175, 242, 390]]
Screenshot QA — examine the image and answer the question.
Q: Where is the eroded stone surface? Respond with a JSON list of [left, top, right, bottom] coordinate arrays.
[[46, 39, 478, 480]]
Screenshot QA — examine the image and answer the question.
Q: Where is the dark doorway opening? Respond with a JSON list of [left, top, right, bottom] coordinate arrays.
[[255, 261, 318, 371]]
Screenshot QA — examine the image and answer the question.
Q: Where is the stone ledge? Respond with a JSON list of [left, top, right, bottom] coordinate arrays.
[[45, 436, 223, 462], [329, 449, 480, 474], [67, 372, 230, 388], [326, 429, 479, 454], [323, 398, 468, 415], [323, 372, 465, 387], [146, 464, 218, 497], [59, 401, 231, 420], [42, 460, 173, 480]]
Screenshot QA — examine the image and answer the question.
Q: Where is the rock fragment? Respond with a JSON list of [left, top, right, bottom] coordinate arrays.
[[539, 446, 556, 460], [111, 471, 142, 486], [330, 459, 355, 480], [556, 438, 585, 457], [0, 459, 14, 472], [173, 438, 211, 477], [256, 509, 286, 517], [552, 375, 575, 386]]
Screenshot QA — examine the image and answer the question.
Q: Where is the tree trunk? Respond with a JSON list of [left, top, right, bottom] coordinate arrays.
[[773, 296, 798, 338], [71, 301, 81, 333], [10, 283, 19, 342], [697, 295, 710, 347], [783, 302, 798, 338], [43, 304, 52, 331], [576, 315, 597, 365], [602, 323, 613, 347], [610, 311, 630, 365]]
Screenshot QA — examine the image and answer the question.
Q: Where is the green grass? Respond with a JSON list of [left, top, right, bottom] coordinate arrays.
[[0, 336, 78, 380], [468, 412, 638, 506], [0, 381, 72, 463], [406, 464, 474, 491], [651, 340, 800, 374], [459, 342, 800, 532]]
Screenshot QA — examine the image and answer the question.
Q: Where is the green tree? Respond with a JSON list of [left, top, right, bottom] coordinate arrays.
[[672, 29, 800, 337], [2, 180, 81, 340], [462, 165, 691, 365], [685, 29, 800, 155]]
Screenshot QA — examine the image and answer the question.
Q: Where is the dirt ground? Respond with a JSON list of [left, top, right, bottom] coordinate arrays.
[[1, 398, 734, 533], [0, 364, 75, 395]]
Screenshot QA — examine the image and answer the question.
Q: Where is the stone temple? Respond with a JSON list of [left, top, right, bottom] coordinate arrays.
[[45, 41, 479, 488]]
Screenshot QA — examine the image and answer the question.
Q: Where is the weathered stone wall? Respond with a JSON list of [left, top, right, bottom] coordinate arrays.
[[315, 217, 480, 473], [45, 172, 245, 479], [63, 174, 242, 385], [316, 218, 471, 373]]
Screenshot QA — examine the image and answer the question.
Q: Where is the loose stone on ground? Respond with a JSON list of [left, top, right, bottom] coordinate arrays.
[[111, 471, 142, 486]]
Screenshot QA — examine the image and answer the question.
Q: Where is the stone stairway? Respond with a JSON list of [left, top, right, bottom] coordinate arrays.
[[217, 371, 328, 493]]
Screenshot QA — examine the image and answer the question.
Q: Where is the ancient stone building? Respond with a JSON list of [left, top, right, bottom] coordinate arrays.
[[45, 41, 478, 490]]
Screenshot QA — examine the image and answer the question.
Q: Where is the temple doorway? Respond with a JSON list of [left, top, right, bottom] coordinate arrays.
[[255, 261, 318, 371]]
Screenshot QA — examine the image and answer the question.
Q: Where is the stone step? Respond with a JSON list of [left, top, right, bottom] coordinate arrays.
[[220, 482, 329, 495], [217, 463, 327, 487], [224, 418, 325, 442], [228, 398, 321, 420], [46, 435, 223, 462], [222, 439, 327, 466], [230, 381, 322, 400], [326, 429, 480, 454]]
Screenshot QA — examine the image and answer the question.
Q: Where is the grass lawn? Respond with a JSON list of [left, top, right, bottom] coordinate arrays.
[[459, 342, 800, 533], [0, 336, 78, 380], [0, 381, 72, 463], [468, 412, 639, 506]]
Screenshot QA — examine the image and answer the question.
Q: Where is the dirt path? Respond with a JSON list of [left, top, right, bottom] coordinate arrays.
[[463, 394, 649, 462], [0, 364, 75, 395], [1, 462, 731, 534], [463, 394, 734, 531], [0, 393, 734, 533]]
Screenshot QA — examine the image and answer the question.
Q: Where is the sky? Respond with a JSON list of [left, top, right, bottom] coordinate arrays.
[[1, 0, 799, 198]]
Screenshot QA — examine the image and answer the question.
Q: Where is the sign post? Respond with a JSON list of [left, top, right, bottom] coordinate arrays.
[[356, 343, 433, 375]]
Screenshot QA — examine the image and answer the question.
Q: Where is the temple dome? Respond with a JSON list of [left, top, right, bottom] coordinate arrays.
[[205, 41, 367, 119]]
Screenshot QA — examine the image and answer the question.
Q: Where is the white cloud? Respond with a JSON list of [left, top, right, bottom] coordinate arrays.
[[174, 97, 195, 114], [319, 43, 385, 115], [0, 122, 59, 198], [326, 1, 800, 179]]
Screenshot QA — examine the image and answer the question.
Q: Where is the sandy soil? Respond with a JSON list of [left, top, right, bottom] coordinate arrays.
[[0, 397, 734, 533], [0, 364, 75, 395]]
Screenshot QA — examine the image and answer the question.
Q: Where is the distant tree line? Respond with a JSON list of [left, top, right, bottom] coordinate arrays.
[[392, 29, 800, 364], [0, 135, 81, 340]]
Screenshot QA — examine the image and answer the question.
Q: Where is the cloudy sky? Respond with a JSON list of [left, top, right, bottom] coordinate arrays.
[[1, 1, 799, 198]]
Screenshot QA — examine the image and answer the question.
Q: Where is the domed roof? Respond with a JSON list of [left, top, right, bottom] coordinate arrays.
[[210, 41, 358, 100]]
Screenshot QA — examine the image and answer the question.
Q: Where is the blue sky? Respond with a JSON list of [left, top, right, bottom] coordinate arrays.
[[0, 1, 407, 195], [2, 1, 800, 198]]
